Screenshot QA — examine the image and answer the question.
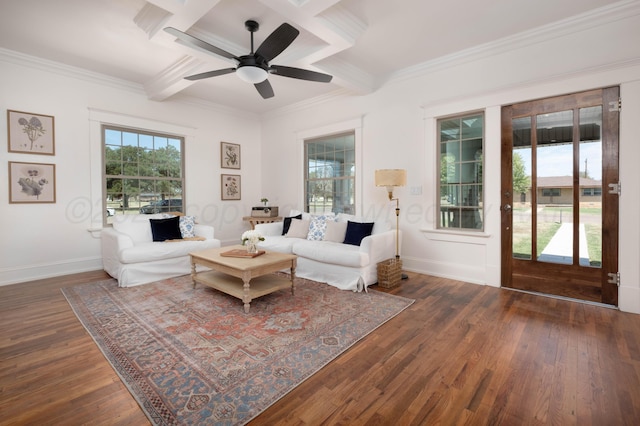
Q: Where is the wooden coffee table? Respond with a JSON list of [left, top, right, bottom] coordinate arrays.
[[189, 245, 297, 313]]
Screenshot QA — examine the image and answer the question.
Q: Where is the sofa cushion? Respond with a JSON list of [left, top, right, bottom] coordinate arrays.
[[112, 213, 167, 244], [307, 214, 336, 241], [324, 220, 348, 242], [286, 218, 310, 238], [343, 221, 375, 246], [119, 238, 220, 263], [292, 240, 368, 268], [258, 235, 297, 254], [337, 213, 389, 234], [150, 216, 182, 241], [179, 216, 196, 238], [281, 214, 302, 235]]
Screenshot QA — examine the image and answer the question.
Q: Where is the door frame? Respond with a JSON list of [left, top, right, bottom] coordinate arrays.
[[500, 87, 619, 306]]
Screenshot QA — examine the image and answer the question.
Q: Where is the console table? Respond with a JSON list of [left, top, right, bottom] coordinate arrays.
[[243, 216, 282, 229]]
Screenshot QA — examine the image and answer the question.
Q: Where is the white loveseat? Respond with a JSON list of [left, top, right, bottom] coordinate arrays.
[[255, 211, 398, 292], [101, 213, 221, 287]]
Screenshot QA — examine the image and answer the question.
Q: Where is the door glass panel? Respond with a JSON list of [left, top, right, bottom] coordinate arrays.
[[579, 106, 602, 267], [512, 117, 532, 260], [536, 110, 573, 264]]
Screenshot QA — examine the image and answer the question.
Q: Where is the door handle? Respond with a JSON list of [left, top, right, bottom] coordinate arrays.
[[503, 204, 512, 212]]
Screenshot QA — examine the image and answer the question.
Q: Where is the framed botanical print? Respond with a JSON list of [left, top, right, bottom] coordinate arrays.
[[9, 161, 56, 203], [221, 142, 240, 169], [221, 174, 241, 200], [7, 110, 55, 155]]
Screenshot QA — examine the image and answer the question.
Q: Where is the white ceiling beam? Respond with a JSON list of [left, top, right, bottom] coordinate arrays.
[[257, 0, 373, 93], [138, 0, 225, 100], [144, 56, 205, 101]]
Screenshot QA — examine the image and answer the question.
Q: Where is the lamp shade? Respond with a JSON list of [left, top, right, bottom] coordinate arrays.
[[236, 65, 268, 83], [375, 169, 407, 187]]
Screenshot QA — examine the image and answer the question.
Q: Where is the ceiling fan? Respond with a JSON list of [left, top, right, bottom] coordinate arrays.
[[164, 20, 333, 99]]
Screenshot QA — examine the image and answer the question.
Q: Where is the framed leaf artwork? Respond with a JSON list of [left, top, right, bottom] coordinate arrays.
[[7, 110, 55, 155], [9, 161, 56, 203], [221, 174, 241, 200], [221, 142, 240, 169]]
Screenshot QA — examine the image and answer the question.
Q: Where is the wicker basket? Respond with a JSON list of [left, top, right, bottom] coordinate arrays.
[[377, 258, 403, 288]]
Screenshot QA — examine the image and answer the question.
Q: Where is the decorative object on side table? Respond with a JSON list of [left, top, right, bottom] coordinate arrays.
[[242, 230, 265, 254], [251, 205, 279, 217], [375, 168, 408, 281]]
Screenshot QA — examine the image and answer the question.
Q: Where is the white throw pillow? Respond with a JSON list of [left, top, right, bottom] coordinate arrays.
[[323, 220, 348, 242], [285, 219, 310, 238], [179, 216, 196, 238], [307, 214, 336, 241]]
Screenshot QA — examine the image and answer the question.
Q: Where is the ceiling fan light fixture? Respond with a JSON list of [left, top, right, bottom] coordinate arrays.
[[236, 65, 268, 84]]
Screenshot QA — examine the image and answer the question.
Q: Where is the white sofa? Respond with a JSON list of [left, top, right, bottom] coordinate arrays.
[[101, 213, 221, 287], [255, 212, 398, 292]]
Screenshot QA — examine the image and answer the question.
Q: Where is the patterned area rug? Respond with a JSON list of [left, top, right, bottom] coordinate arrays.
[[62, 274, 413, 425]]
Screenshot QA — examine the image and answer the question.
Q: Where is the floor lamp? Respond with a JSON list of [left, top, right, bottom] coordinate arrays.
[[375, 169, 408, 279]]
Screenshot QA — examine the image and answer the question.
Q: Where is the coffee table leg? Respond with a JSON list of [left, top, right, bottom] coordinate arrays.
[[190, 257, 197, 289], [242, 279, 251, 313], [290, 260, 296, 295]]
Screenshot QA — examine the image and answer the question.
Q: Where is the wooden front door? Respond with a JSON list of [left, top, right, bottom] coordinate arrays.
[[501, 87, 619, 305]]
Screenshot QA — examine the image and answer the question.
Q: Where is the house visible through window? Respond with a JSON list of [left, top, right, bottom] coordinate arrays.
[[582, 187, 602, 196], [103, 125, 184, 224], [438, 112, 484, 230], [304, 131, 355, 214]]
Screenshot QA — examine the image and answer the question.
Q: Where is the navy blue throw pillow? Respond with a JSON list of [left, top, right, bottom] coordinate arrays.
[[343, 221, 375, 246], [149, 216, 182, 241], [282, 214, 303, 235]]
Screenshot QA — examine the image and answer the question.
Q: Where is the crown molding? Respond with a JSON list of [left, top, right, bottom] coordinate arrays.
[[387, 0, 640, 85], [0, 47, 145, 94], [144, 55, 203, 100], [170, 92, 262, 119], [263, 87, 353, 118], [134, 2, 172, 38], [419, 57, 640, 113], [0, 47, 259, 119]]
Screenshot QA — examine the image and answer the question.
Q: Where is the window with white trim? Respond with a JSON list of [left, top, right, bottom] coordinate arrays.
[[304, 131, 355, 214], [103, 125, 184, 224], [437, 112, 484, 230]]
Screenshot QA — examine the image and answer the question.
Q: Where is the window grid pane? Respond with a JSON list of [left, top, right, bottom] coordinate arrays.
[[437, 113, 484, 230], [103, 125, 184, 224], [304, 132, 355, 215]]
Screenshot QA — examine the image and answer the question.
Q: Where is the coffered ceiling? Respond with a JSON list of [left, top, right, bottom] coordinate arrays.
[[0, 0, 625, 114]]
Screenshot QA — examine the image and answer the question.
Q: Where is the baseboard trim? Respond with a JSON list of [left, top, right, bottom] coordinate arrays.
[[0, 257, 103, 286]]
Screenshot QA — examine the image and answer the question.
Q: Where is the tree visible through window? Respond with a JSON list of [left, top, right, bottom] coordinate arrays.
[[304, 132, 355, 214], [103, 126, 184, 224], [438, 112, 484, 230]]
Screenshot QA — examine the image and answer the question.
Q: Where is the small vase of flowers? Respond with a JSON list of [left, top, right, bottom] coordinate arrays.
[[242, 230, 265, 254]]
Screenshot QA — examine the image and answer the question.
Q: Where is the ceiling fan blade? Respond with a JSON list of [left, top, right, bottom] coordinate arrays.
[[269, 65, 333, 83], [254, 79, 274, 99], [164, 27, 238, 61], [255, 23, 299, 62], [184, 68, 236, 81]]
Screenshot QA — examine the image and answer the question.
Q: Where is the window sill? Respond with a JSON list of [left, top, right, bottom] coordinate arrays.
[[420, 228, 491, 244]]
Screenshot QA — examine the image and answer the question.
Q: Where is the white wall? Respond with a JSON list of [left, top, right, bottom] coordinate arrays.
[[260, 6, 640, 312], [1, 3, 639, 314], [0, 51, 262, 285]]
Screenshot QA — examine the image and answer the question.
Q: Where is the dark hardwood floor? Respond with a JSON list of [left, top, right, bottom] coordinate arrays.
[[2, 270, 640, 425]]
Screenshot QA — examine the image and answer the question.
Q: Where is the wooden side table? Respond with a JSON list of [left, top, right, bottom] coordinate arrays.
[[243, 216, 283, 229]]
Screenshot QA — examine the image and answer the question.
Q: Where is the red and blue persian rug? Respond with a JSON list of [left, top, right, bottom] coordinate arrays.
[[62, 274, 413, 425]]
